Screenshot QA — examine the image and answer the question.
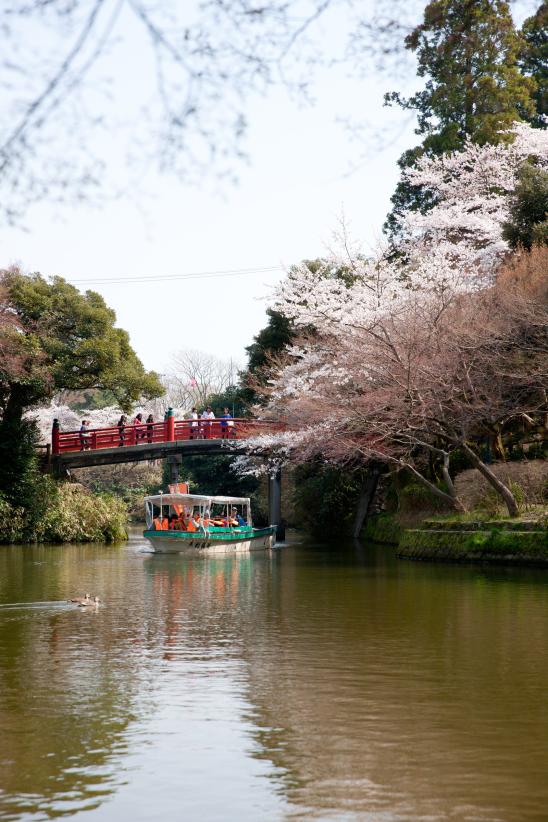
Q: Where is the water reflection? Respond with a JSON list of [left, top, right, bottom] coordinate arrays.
[[0, 537, 547, 821]]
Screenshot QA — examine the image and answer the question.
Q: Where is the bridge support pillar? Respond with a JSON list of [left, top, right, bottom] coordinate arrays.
[[268, 467, 285, 542], [166, 454, 182, 488]]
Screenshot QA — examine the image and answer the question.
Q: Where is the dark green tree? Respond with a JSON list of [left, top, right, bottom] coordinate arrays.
[[502, 162, 548, 249], [241, 308, 295, 405], [385, 0, 537, 236], [0, 268, 163, 503], [520, 2, 548, 128]]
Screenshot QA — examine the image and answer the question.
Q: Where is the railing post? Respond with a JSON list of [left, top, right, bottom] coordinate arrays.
[[268, 467, 285, 542], [52, 419, 60, 455], [165, 407, 175, 442]]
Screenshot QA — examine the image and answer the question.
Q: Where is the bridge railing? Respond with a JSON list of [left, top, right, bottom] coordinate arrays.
[[52, 417, 283, 455]]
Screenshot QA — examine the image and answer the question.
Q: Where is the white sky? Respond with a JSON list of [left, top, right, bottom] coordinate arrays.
[[0, 0, 535, 375]]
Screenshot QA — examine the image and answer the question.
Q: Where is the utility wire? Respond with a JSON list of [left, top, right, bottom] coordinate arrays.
[[67, 265, 285, 285]]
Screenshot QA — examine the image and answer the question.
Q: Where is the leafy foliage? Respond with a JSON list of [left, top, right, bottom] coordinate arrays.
[[502, 162, 548, 249], [0, 269, 162, 538], [385, 0, 537, 234], [292, 462, 367, 537], [0, 480, 128, 544], [0, 269, 163, 414], [241, 308, 295, 405], [520, 2, 548, 128]]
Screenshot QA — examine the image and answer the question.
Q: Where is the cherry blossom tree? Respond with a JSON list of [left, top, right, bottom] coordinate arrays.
[[243, 241, 547, 517], [400, 121, 548, 276]]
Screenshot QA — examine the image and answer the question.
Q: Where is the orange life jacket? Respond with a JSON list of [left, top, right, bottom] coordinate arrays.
[[186, 518, 199, 532]]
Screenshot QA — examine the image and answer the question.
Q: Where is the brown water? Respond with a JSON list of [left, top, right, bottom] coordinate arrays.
[[0, 532, 547, 822]]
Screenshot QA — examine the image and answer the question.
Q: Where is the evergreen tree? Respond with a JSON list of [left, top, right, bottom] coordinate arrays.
[[0, 268, 163, 502], [520, 2, 548, 128], [502, 162, 548, 249], [241, 307, 295, 405], [385, 0, 537, 236]]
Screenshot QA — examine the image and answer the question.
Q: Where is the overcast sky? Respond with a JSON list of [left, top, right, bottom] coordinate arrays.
[[0, 0, 535, 375]]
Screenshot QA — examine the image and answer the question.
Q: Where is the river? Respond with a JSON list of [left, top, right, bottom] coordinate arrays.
[[0, 531, 547, 821]]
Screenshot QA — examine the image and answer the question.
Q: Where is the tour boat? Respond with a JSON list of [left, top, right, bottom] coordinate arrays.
[[143, 492, 277, 554]]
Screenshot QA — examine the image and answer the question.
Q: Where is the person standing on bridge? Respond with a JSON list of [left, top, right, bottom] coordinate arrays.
[[79, 420, 91, 451], [201, 406, 215, 439], [189, 407, 199, 440], [117, 415, 127, 446], [220, 408, 234, 439], [146, 414, 154, 443], [134, 412, 144, 441]]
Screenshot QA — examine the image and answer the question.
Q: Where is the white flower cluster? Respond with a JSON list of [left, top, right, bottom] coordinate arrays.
[[403, 121, 548, 273], [27, 404, 123, 444], [242, 122, 548, 465]]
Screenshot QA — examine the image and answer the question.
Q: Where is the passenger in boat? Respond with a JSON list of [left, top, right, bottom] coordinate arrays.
[[117, 415, 127, 446], [186, 512, 203, 532], [152, 511, 169, 530], [168, 514, 179, 530], [232, 508, 247, 526], [228, 508, 239, 526], [146, 414, 154, 443]]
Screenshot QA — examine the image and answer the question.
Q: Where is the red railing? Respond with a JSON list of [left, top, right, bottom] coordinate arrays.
[[52, 416, 282, 455]]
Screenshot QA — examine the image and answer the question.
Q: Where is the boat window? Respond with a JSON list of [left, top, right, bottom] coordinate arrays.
[[145, 501, 153, 529]]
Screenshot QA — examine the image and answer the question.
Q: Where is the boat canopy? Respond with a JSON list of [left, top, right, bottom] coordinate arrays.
[[144, 493, 251, 507]]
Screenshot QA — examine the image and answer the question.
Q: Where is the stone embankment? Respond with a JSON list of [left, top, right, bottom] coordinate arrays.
[[398, 519, 548, 565]]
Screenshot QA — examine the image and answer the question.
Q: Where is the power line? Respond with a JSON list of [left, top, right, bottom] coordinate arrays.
[[67, 265, 285, 285]]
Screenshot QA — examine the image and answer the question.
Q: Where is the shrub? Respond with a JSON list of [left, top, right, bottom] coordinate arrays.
[[0, 493, 25, 543], [455, 459, 548, 512], [502, 162, 548, 250], [0, 481, 128, 544], [399, 480, 453, 514]]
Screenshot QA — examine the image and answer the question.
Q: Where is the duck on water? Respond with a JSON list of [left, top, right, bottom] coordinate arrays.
[[69, 594, 101, 607]]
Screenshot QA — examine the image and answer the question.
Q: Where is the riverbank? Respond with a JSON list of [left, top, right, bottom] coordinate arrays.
[[364, 512, 548, 565], [0, 480, 128, 544], [398, 518, 548, 565]]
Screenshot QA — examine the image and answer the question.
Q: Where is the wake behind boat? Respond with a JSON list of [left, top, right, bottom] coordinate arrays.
[[143, 492, 276, 554]]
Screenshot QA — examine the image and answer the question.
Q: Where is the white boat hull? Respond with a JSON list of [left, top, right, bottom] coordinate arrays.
[[144, 527, 276, 555]]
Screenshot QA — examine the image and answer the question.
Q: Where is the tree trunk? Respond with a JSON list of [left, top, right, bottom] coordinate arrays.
[[352, 465, 380, 538], [0, 383, 35, 497], [0, 383, 27, 430], [489, 425, 506, 461], [461, 442, 519, 517], [440, 452, 457, 500], [406, 464, 466, 513]]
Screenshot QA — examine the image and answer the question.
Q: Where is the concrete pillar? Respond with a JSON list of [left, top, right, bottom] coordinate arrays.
[[166, 454, 182, 489], [268, 467, 285, 542]]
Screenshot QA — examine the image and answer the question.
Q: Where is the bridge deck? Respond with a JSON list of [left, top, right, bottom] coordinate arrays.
[[53, 437, 248, 470], [50, 414, 280, 472]]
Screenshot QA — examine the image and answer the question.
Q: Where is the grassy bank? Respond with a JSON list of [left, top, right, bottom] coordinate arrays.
[[362, 513, 402, 545], [363, 511, 548, 565], [0, 480, 128, 544], [398, 518, 548, 565]]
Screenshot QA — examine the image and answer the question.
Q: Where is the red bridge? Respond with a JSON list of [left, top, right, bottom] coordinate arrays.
[[50, 410, 282, 472], [49, 409, 286, 540]]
